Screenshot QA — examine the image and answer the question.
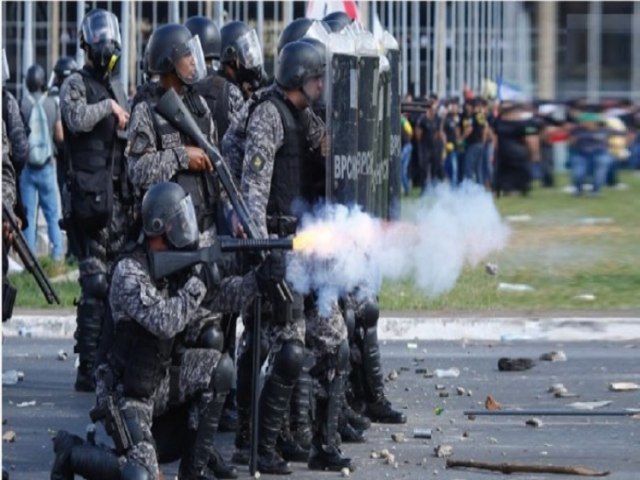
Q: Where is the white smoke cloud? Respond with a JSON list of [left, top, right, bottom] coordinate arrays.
[[287, 182, 510, 315]]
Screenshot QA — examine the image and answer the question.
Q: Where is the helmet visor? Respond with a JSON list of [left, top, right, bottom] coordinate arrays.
[[235, 29, 263, 69], [82, 11, 121, 47], [165, 194, 199, 249], [175, 35, 207, 85]]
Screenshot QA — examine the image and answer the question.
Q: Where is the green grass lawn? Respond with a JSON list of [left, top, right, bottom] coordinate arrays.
[[380, 170, 640, 312], [9, 171, 640, 313]]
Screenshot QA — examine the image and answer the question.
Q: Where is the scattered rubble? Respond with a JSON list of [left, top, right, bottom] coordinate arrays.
[[567, 400, 612, 410], [609, 382, 639, 392], [57, 350, 68, 361], [370, 451, 380, 459], [485, 263, 498, 276], [484, 395, 502, 411], [434, 368, 460, 378], [391, 433, 405, 443], [539, 351, 567, 362], [387, 369, 399, 381], [435, 384, 446, 391], [526, 418, 543, 428], [341, 467, 351, 477], [434, 444, 453, 458], [2, 370, 24, 385], [16, 400, 36, 408], [497, 282, 534, 293], [456, 387, 466, 396], [2, 431, 16, 443], [439, 392, 449, 398], [413, 428, 432, 439], [498, 357, 535, 371]]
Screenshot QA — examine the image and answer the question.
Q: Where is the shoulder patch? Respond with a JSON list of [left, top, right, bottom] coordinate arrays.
[[250, 153, 266, 173]]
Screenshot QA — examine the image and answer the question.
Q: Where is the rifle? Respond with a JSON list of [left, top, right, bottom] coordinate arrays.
[[2, 202, 60, 306], [155, 88, 293, 303], [149, 236, 293, 280]]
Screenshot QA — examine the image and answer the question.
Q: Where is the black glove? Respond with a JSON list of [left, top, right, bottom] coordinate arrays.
[[255, 251, 286, 294], [193, 262, 221, 301]]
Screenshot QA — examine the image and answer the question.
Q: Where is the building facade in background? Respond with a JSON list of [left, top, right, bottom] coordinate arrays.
[[2, 1, 639, 103]]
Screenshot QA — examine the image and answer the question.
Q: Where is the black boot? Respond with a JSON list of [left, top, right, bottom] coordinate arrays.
[[74, 295, 104, 392], [257, 374, 295, 475], [218, 389, 238, 433], [338, 414, 366, 443], [308, 375, 354, 472], [180, 394, 231, 480], [231, 407, 250, 466], [343, 402, 371, 432], [51, 430, 84, 480], [208, 447, 238, 479], [277, 410, 309, 463], [289, 356, 313, 449], [361, 328, 406, 424]]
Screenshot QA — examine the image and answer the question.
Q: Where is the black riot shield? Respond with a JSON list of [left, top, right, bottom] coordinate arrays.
[[356, 53, 379, 214], [326, 52, 359, 206], [386, 40, 401, 220], [376, 60, 391, 219]]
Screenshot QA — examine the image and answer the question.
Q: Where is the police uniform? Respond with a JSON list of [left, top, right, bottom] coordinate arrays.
[[60, 65, 131, 391], [239, 76, 349, 471]]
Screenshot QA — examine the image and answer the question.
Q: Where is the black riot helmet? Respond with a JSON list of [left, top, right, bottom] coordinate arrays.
[[277, 18, 331, 54], [53, 57, 78, 87], [323, 11, 353, 33], [185, 16, 221, 61], [79, 9, 122, 76], [298, 37, 328, 63], [141, 182, 199, 250], [220, 21, 264, 88], [25, 64, 46, 93], [146, 23, 206, 85], [275, 40, 325, 91]]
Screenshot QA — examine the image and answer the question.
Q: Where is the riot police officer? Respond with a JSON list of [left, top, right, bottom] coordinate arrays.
[[219, 21, 265, 99], [51, 182, 285, 480], [59, 8, 131, 391], [238, 40, 352, 473]]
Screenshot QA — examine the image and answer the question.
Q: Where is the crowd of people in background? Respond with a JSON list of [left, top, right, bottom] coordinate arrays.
[[400, 89, 640, 198]]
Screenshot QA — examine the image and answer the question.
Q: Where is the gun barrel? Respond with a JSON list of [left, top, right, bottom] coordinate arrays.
[[220, 238, 293, 252]]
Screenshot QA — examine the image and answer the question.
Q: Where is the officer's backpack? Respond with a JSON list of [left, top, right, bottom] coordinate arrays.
[[26, 93, 53, 167]]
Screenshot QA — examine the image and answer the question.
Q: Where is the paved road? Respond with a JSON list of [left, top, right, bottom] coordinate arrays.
[[3, 337, 639, 479]]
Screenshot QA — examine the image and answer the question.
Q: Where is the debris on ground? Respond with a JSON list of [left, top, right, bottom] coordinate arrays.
[[434, 407, 444, 416], [2, 431, 16, 443], [498, 357, 535, 371], [446, 458, 610, 476], [16, 400, 36, 408], [525, 417, 543, 428], [407, 342, 418, 349], [485, 263, 498, 276], [434, 444, 453, 458], [497, 282, 534, 293], [2, 370, 24, 385], [609, 382, 639, 392], [413, 428, 432, 439], [341, 467, 351, 477], [539, 351, 567, 362], [57, 350, 68, 361], [574, 294, 596, 301], [434, 367, 460, 378], [484, 395, 502, 411], [387, 369, 399, 381], [456, 387, 466, 396], [391, 433, 405, 443], [439, 392, 449, 398], [415, 368, 429, 374], [435, 384, 446, 391], [370, 451, 380, 459], [567, 400, 612, 410]]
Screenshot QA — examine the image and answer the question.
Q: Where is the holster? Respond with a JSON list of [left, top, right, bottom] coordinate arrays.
[[89, 395, 132, 454]]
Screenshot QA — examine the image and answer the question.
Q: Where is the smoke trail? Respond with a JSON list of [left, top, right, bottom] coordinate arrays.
[[287, 182, 510, 315]]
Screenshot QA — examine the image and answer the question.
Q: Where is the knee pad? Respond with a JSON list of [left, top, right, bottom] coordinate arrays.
[[343, 307, 356, 340], [336, 340, 350, 374], [197, 325, 223, 351], [356, 299, 379, 330], [80, 273, 108, 299], [272, 341, 304, 383], [120, 462, 150, 480], [213, 353, 234, 395]]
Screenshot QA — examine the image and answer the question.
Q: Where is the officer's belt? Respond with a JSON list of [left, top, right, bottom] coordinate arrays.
[[266, 215, 298, 237]]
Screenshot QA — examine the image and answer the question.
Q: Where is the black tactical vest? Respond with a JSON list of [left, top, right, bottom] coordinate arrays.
[[253, 91, 307, 217], [149, 88, 219, 231], [63, 66, 125, 176], [108, 249, 176, 399], [196, 74, 231, 140]]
